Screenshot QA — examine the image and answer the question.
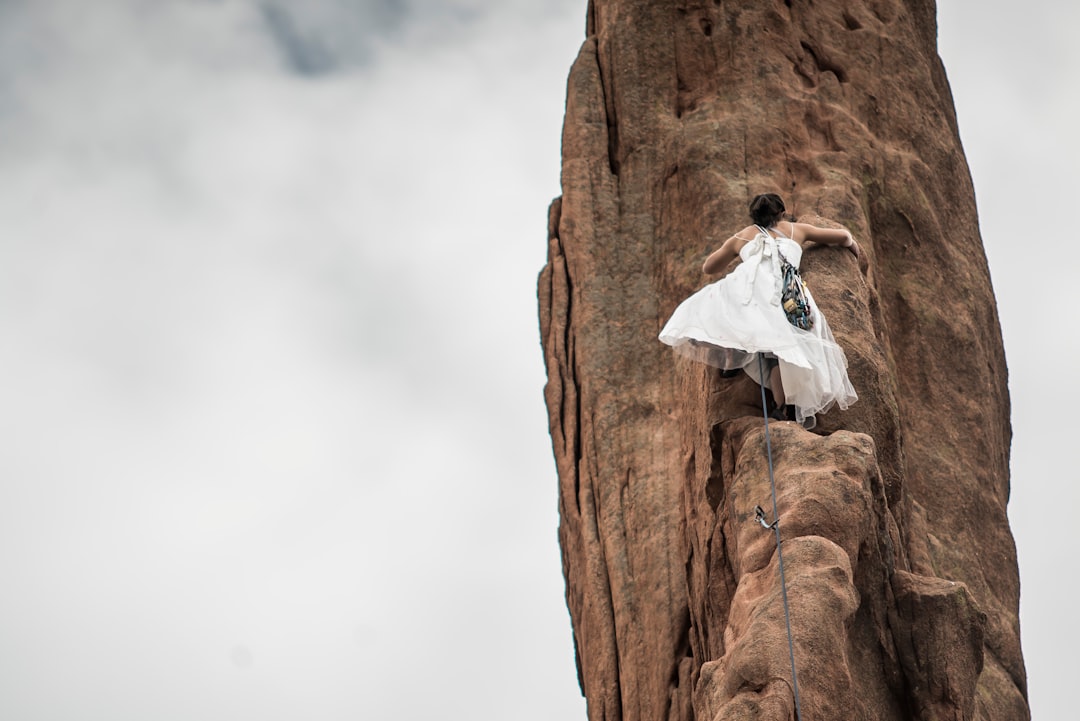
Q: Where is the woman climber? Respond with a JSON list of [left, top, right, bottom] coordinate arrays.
[[658, 193, 864, 428]]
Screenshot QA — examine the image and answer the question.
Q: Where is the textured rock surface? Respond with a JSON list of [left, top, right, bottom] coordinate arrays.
[[538, 1, 1027, 720]]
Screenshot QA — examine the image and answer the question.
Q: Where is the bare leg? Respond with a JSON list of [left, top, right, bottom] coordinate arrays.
[[770, 364, 786, 407]]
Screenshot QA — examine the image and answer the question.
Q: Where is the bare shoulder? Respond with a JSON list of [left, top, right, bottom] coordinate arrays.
[[703, 224, 763, 274], [783, 220, 805, 244], [729, 224, 760, 251]]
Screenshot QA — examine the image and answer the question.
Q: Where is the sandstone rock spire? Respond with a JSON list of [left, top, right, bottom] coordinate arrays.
[[538, 2, 1028, 720]]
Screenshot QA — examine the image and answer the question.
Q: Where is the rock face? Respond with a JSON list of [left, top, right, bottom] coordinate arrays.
[[538, 2, 1028, 720]]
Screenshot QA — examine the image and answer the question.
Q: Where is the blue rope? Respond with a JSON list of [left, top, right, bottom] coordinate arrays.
[[756, 353, 804, 721]]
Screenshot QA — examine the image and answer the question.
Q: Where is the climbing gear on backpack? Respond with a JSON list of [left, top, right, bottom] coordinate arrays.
[[751, 224, 814, 331], [778, 249, 814, 331]]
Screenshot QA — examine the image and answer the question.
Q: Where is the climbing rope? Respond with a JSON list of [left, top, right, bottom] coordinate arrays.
[[754, 353, 804, 721]]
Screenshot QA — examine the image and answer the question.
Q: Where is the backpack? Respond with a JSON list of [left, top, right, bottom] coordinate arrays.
[[752, 224, 815, 331], [778, 250, 814, 330]]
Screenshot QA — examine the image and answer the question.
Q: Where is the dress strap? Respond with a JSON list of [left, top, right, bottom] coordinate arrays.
[[767, 221, 795, 241]]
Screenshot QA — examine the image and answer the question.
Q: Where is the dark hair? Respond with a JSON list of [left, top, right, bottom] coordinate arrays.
[[749, 193, 785, 227]]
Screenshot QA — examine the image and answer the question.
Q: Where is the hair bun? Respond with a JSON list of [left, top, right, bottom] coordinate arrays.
[[749, 193, 785, 226]]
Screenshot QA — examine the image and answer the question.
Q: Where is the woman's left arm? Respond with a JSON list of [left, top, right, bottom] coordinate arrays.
[[794, 222, 852, 247], [702, 234, 743, 275]]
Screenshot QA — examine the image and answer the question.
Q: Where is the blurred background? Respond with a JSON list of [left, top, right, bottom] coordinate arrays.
[[0, 1, 1072, 719]]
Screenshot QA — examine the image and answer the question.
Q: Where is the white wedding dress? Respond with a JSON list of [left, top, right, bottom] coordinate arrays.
[[658, 225, 857, 427]]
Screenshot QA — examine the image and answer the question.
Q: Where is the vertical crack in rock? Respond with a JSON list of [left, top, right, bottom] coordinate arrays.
[[594, 34, 620, 175], [540, 2, 1027, 720]]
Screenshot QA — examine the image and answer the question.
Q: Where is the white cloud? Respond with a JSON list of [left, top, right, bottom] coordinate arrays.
[[0, 0, 1068, 719], [0, 1, 585, 719]]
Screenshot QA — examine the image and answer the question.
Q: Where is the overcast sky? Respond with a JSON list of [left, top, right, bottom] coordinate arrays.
[[0, 2, 1072, 719]]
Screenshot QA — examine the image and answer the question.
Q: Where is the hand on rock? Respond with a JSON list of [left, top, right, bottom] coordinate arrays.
[[849, 238, 869, 275]]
